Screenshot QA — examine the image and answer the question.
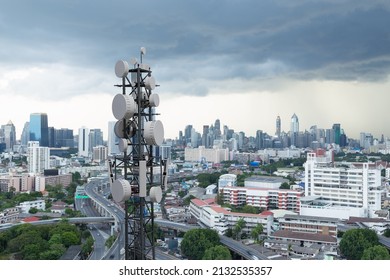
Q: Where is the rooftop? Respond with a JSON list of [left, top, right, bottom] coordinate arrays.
[[246, 175, 288, 184], [271, 230, 337, 244]]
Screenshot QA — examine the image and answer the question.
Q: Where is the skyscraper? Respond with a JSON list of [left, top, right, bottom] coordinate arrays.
[[89, 129, 104, 152], [21, 122, 30, 146], [184, 125, 192, 146], [332, 123, 341, 145], [78, 126, 90, 157], [2, 121, 16, 152], [275, 115, 281, 138], [55, 128, 74, 148], [29, 113, 49, 147], [202, 125, 209, 148], [290, 113, 299, 134], [214, 119, 221, 139], [290, 113, 299, 147]]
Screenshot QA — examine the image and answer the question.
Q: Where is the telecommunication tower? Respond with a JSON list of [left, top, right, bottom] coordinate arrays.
[[110, 47, 166, 260]]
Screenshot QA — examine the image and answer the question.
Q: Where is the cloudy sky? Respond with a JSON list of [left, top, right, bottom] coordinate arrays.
[[1, 0, 390, 141]]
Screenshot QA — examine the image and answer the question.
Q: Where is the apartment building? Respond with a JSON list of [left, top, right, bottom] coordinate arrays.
[[219, 186, 302, 213], [303, 152, 385, 219]]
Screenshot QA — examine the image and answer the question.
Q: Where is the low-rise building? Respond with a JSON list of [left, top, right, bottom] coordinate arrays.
[[278, 214, 339, 238], [219, 185, 302, 213], [190, 198, 273, 235], [0, 207, 20, 224], [17, 199, 45, 214]]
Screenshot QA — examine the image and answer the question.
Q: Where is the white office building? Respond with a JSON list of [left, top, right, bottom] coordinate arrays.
[[302, 152, 385, 219], [185, 146, 229, 163], [78, 126, 90, 157], [27, 141, 50, 174]]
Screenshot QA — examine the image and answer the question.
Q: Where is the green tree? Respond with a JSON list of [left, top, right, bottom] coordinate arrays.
[[224, 228, 233, 238], [72, 172, 81, 183], [250, 223, 264, 243], [279, 182, 290, 189], [80, 236, 94, 260], [242, 205, 260, 214], [61, 231, 80, 248], [180, 228, 220, 260], [233, 218, 246, 240], [183, 195, 196, 206], [202, 245, 232, 260], [28, 207, 38, 214], [105, 235, 116, 248], [39, 243, 66, 260], [8, 230, 45, 253], [361, 245, 390, 260], [383, 228, 390, 238], [339, 228, 379, 260]]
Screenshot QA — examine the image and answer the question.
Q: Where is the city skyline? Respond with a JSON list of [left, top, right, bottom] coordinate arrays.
[[1, 1, 390, 140]]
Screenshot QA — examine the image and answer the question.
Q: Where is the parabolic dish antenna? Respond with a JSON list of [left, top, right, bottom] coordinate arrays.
[[112, 94, 138, 120], [111, 179, 132, 203], [144, 120, 164, 146], [115, 60, 129, 78], [144, 76, 156, 90], [150, 186, 162, 203]]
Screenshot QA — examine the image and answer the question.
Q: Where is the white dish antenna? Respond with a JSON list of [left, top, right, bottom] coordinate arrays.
[[144, 75, 156, 90], [112, 94, 138, 120], [115, 60, 129, 78], [118, 138, 128, 153], [150, 186, 162, 203], [130, 57, 138, 66], [149, 93, 160, 107], [111, 179, 132, 203], [114, 119, 126, 138], [144, 120, 164, 146]]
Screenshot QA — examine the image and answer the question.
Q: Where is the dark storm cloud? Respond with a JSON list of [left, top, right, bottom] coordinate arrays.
[[1, 0, 390, 96]]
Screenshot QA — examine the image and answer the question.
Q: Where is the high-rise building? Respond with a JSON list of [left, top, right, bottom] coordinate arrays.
[[214, 119, 221, 139], [78, 127, 90, 157], [29, 113, 49, 147], [275, 115, 281, 138], [290, 113, 299, 147], [184, 125, 192, 146], [54, 128, 74, 148], [89, 129, 104, 152], [332, 123, 341, 145], [2, 121, 16, 152], [238, 131, 245, 150], [202, 125, 209, 148], [290, 113, 299, 134], [255, 130, 264, 150], [27, 141, 50, 174], [93, 145, 108, 164], [303, 152, 384, 219], [159, 145, 172, 161], [190, 128, 199, 148], [21, 122, 30, 146], [108, 121, 119, 155], [48, 126, 55, 147]]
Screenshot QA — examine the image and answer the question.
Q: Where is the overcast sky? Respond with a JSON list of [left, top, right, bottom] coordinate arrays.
[[1, 0, 390, 141]]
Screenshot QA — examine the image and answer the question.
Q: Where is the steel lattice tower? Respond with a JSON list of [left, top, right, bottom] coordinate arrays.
[[110, 48, 165, 260]]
